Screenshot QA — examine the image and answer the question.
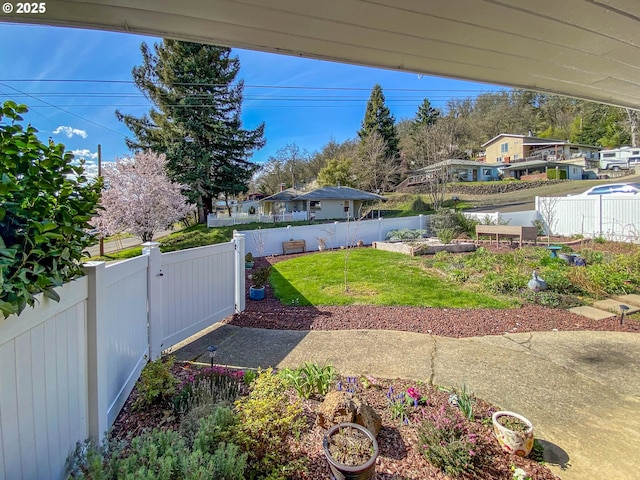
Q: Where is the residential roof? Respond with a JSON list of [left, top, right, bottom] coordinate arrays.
[[481, 133, 599, 150], [500, 160, 584, 170], [261, 188, 304, 202], [294, 186, 385, 201], [414, 159, 498, 172]]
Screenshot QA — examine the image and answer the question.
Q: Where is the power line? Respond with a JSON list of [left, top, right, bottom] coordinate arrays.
[[0, 78, 499, 93], [0, 83, 127, 137]]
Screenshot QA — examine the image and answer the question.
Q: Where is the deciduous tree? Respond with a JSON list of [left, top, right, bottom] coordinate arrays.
[[93, 151, 193, 242]]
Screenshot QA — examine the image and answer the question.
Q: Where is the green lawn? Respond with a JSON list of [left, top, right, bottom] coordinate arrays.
[[270, 249, 515, 308]]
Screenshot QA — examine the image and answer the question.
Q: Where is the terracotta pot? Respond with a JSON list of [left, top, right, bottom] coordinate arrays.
[[492, 411, 534, 457], [323, 423, 379, 480]]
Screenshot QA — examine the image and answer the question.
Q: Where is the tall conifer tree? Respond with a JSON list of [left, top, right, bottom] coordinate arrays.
[[358, 84, 399, 160], [117, 40, 265, 221]]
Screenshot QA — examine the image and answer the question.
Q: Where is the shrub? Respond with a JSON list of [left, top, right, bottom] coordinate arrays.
[[418, 406, 485, 477], [411, 196, 430, 212], [519, 290, 582, 309], [385, 228, 426, 241], [173, 366, 246, 417], [482, 271, 528, 294], [134, 356, 179, 410], [116, 429, 187, 478], [203, 442, 247, 480], [68, 421, 247, 480], [234, 368, 305, 478], [0, 101, 102, 316], [436, 227, 456, 245], [193, 406, 239, 454], [66, 436, 123, 479], [429, 210, 479, 240], [251, 265, 271, 288]]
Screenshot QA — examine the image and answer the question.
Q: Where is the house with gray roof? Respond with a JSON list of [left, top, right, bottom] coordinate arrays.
[[500, 160, 584, 180], [260, 186, 385, 220]]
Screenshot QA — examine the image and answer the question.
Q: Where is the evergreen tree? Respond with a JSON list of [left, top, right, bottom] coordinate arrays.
[[358, 84, 399, 160], [116, 40, 265, 222], [413, 98, 440, 127]]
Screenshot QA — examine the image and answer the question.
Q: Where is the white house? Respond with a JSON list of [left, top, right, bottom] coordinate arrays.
[[260, 186, 385, 220]]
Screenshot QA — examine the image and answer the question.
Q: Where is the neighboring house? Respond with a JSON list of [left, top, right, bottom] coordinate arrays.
[[260, 186, 385, 220], [500, 160, 584, 180], [232, 200, 260, 214], [260, 188, 305, 216], [397, 159, 501, 190], [481, 134, 600, 164]]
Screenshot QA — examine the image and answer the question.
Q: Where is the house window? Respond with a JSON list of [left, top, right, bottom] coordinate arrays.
[[501, 143, 508, 153], [310, 201, 321, 211], [482, 168, 492, 175], [496, 157, 503, 162]]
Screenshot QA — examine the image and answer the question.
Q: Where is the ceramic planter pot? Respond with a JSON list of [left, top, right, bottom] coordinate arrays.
[[245, 261, 254, 269], [492, 411, 534, 457], [323, 422, 378, 480], [249, 286, 265, 301]]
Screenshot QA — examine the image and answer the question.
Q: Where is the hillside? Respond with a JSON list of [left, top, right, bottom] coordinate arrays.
[[380, 172, 640, 215]]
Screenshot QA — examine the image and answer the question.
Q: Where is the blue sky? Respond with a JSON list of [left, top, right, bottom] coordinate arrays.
[[0, 23, 503, 175]]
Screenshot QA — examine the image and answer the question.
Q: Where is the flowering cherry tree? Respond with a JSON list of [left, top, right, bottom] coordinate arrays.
[[93, 151, 193, 242]]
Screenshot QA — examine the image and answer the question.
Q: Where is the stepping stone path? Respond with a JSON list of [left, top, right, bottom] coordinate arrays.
[[569, 294, 640, 320]]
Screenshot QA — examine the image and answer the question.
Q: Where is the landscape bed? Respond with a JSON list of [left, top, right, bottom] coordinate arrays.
[[102, 363, 560, 480]]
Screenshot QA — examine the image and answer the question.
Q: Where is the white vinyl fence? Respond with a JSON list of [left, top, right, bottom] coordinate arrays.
[[463, 210, 539, 227], [536, 194, 640, 241], [243, 216, 429, 256], [0, 234, 245, 480]]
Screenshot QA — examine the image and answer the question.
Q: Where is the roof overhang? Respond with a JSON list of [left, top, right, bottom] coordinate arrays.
[[3, 1, 640, 109]]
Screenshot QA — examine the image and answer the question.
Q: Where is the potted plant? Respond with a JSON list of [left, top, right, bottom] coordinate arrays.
[[323, 422, 379, 480], [249, 265, 271, 301], [245, 252, 254, 269], [492, 411, 534, 457]]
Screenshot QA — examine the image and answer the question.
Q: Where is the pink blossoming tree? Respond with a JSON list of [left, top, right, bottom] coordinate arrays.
[[93, 151, 193, 242]]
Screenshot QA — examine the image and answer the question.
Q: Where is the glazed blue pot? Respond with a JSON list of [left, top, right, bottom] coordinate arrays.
[[249, 286, 265, 300]]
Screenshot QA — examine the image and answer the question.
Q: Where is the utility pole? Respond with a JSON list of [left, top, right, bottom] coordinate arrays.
[[98, 144, 104, 257]]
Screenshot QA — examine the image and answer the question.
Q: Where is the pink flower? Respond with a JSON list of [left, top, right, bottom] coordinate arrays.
[[407, 387, 421, 400]]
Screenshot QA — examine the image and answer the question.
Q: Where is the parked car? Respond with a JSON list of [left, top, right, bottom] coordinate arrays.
[[573, 183, 640, 196]]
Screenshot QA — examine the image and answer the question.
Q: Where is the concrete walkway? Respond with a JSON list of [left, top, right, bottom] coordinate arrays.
[[174, 327, 640, 480]]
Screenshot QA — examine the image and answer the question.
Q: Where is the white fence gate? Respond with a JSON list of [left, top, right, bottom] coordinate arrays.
[[0, 234, 245, 480]]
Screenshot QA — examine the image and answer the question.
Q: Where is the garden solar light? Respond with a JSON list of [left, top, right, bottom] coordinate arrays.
[[619, 305, 630, 325], [207, 345, 218, 367]]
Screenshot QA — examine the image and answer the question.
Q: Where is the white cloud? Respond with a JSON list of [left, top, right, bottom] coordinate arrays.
[[71, 148, 99, 160], [53, 126, 88, 139]]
